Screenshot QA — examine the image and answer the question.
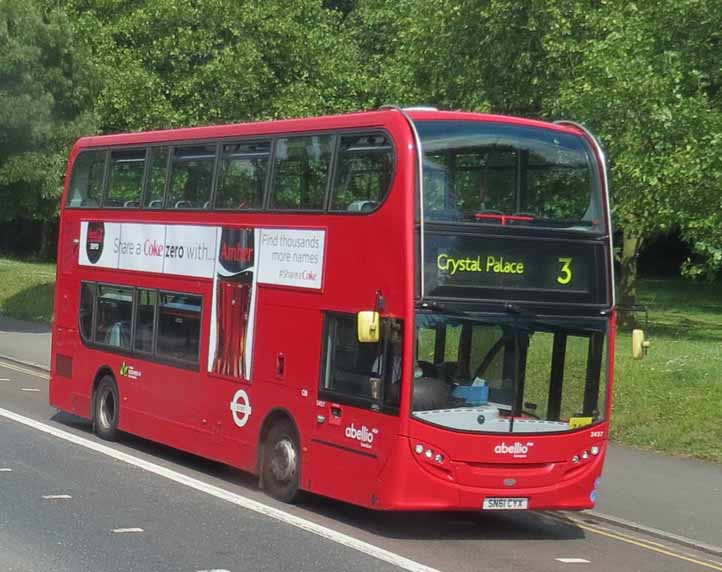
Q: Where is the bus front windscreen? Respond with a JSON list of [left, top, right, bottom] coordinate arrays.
[[412, 312, 608, 434], [417, 120, 605, 232]]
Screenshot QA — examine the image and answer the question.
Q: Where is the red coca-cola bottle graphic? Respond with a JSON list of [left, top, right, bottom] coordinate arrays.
[[212, 228, 254, 379]]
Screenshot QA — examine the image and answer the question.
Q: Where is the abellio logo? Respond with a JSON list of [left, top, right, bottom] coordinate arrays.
[[345, 423, 377, 448], [494, 442, 533, 457], [86, 221, 105, 264]]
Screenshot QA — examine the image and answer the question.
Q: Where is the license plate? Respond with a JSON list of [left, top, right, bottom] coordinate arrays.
[[482, 497, 529, 510]]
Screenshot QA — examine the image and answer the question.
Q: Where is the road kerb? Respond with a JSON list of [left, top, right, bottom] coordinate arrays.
[[579, 510, 722, 559], [0, 355, 50, 376]]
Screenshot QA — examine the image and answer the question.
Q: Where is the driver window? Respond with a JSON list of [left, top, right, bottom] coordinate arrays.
[[321, 313, 402, 412], [322, 314, 376, 399]]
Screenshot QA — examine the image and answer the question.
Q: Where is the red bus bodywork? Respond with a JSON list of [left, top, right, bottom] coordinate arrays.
[[50, 109, 614, 511]]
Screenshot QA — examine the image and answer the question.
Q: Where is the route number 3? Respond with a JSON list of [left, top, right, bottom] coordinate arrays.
[[557, 257, 573, 285]]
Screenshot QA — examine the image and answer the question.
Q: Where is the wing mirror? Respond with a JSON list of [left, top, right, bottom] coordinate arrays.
[[357, 311, 380, 343]]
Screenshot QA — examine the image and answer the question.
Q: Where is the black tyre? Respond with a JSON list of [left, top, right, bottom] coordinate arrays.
[[94, 375, 120, 441], [261, 419, 301, 503]]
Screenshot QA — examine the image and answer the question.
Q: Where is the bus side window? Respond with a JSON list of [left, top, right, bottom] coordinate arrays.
[[167, 145, 216, 209], [67, 150, 106, 208], [322, 314, 380, 400], [133, 289, 157, 354], [331, 133, 393, 213], [321, 314, 402, 412], [215, 141, 270, 210], [145, 146, 168, 208], [79, 282, 96, 341], [156, 293, 202, 364], [270, 135, 333, 210], [95, 285, 133, 350], [105, 148, 146, 208]]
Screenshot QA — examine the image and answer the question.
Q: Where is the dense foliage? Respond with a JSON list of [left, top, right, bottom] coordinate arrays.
[[0, 0, 98, 252], [1, 0, 721, 298]]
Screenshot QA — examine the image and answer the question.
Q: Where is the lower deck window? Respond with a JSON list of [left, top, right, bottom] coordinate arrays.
[[134, 289, 156, 353], [156, 293, 202, 363], [79, 281, 202, 368], [95, 285, 133, 349]]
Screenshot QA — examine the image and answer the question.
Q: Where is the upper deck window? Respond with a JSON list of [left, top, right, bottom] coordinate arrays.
[[167, 145, 216, 209], [105, 148, 146, 208], [215, 141, 270, 210], [145, 146, 169, 209], [270, 135, 333, 210], [417, 121, 605, 232], [330, 133, 393, 213], [67, 150, 106, 208]]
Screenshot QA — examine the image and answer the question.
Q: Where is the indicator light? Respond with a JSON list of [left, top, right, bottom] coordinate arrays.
[[425, 449, 433, 459], [435, 454, 444, 464], [415, 444, 424, 454], [582, 451, 590, 460], [572, 455, 580, 463], [591, 446, 600, 456]]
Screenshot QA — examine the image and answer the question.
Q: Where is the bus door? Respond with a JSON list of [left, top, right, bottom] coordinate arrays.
[[309, 314, 401, 507]]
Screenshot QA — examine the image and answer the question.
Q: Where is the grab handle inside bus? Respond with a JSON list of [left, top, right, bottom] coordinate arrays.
[[357, 311, 380, 343]]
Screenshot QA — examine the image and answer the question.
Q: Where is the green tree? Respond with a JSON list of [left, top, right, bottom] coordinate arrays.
[[67, 0, 373, 132], [0, 0, 98, 255], [352, 0, 722, 311], [548, 1, 722, 309]]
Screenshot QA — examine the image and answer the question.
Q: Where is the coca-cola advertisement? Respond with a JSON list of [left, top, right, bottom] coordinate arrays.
[[208, 227, 258, 380]]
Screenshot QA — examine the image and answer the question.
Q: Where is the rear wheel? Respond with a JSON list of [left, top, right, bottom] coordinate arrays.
[[94, 376, 120, 441], [261, 420, 301, 503]]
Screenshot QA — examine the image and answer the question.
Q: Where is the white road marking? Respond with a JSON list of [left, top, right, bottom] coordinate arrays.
[[0, 407, 441, 572], [42, 494, 72, 500], [0, 468, 12, 472], [112, 528, 144, 534], [0, 378, 11, 382], [197, 569, 231, 572], [20, 388, 40, 392], [556, 558, 591, 564], [0, 360, 49, 380]]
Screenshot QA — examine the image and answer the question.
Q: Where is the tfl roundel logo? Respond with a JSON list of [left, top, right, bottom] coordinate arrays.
[[86, 221, 105, 264]]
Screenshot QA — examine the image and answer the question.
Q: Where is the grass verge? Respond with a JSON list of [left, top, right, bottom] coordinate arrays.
[[612, 279, 722, 463], [0, 258, 55, 322]]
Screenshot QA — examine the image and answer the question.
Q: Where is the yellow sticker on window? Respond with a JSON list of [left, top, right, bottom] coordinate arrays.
[[569, 417, 594, 429]]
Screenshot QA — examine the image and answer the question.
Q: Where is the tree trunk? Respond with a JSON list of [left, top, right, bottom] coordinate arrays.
[[617, 233, 643, 328], [39, 220, 56, 260]]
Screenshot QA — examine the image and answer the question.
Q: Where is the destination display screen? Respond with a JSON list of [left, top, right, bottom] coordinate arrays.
[[423, 232, 609, 306]]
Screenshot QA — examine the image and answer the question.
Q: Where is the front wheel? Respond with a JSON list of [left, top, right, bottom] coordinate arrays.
[[261, 420, 301, 503], [94, 376, 120, 441]]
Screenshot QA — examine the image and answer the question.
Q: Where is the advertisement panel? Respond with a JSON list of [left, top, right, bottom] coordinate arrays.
[[79, 221, 218, 278], [207, 228, 258, 380], [79, 222, 326, 289], [257, 228, 326, 290]]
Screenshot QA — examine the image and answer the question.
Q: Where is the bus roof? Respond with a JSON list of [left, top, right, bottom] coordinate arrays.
[[73, 108, 586, 150]]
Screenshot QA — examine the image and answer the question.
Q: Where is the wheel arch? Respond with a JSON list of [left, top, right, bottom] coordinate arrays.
[[256, 408, 300, 476]]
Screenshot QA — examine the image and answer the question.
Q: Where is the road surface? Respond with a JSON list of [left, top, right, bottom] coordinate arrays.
[[1, 359, 720, 572]]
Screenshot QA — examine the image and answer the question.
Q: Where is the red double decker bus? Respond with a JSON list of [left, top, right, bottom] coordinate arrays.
[[50, 107, 615, 511]]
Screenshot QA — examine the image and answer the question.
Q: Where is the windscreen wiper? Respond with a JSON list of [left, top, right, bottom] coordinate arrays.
[[418, 301, 473, 318], [503, 302, 537, 321]]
